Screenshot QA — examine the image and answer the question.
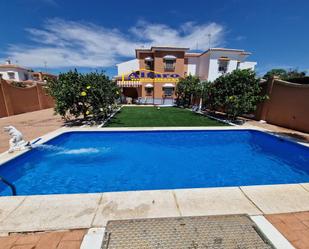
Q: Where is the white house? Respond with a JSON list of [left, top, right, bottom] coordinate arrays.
[[0, 60, 33, 81], [186, 48, 257, 81]]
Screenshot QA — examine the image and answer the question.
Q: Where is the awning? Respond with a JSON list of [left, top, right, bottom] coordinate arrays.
[[218, 57, 230, 61], [162, 83, 175, 88], [144, 56, 154, 62], [117, 81, 141, 87], [163, 55, 177, 60], [145, 83, 153, 88]]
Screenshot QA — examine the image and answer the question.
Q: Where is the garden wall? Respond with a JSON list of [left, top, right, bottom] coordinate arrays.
[[0, 79, 54, 117], [255, 77, 309, 133]]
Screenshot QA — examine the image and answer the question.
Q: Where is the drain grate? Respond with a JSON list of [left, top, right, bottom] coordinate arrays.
[[102, 215, 273, 249]]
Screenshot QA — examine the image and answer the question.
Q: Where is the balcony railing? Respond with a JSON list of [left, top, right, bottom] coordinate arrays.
[[164, 65, 175, 71]]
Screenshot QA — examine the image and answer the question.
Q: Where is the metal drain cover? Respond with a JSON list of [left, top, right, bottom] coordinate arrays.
[[102, 215, 273, 249]]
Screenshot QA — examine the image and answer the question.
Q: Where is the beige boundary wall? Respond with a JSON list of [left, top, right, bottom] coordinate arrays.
[[255, 77, 309, 133], [0, 79, 54, 117]]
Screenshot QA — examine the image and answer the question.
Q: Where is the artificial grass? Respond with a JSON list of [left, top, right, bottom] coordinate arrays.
[[106, 106, 228, 127]]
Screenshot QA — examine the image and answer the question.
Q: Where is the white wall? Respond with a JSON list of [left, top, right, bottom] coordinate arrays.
[[197, 53, 210, 80], [197, 50, 257, 81], [117, 59, 139, 75], [0, 68, 31, 81], [239, 61, 257, 70], [208, 59, 221, 82], [186, 57, 199, 76], [226, 60, 238, 73]]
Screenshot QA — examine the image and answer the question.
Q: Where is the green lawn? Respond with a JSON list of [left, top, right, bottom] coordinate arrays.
[[106, 106, 228, 127]]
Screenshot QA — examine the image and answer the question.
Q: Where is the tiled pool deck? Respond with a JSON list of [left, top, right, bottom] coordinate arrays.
[[0, 123, 309, 248]]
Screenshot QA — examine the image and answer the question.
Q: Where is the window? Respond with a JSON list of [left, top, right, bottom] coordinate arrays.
[[24, 73, 29, 81], [218, 60, 229, 73], [8, 72, 15, 79], [163, 87, 173, 96], [145, 60, 153, 70], [236, 61, 241, 70], [145, 88, 153, 96], [164, 60, 175, 71], [32, 74, 40, 81]]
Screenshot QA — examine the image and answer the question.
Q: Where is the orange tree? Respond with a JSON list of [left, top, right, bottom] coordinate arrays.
[[204, 69, 266, 119], [46, 70, 119, 120]]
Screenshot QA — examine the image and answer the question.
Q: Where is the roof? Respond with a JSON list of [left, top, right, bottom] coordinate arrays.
[[200, 48, 251, 56], [185, 53, 201, 57], [32, 71, 57, 77], [0, 64, 29, 71], [133, 46, 252, 60], [135, 46, 189, 57]]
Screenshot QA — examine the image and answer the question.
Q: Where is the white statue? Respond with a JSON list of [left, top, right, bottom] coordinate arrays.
[[4, 126, 30, 153]]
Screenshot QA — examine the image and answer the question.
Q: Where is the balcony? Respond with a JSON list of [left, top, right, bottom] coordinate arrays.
[[164, 64, 175, 72]]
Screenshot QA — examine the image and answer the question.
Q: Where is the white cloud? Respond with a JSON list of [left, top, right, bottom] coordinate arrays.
[[234, 35, 246, 41], [2, 19, 225, 69]]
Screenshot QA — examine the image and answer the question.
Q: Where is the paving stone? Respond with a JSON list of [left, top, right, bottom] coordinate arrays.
[[301, 183, 309, 192], [11, 245, 36, 249], [294, 211, 309, 221], [267, 212, 309, 249], [241, 184, 309, 214], [61, 230, 86, 241], [93, 190, 180, 226], [0, 236, 19, 249], [174, 187, 261, 216], [57, 241, 81, 249], [35, 232, 65, 249], [0, 197, 25, 222], [0, 194, 101, 232], [15, 234, 41, 245]]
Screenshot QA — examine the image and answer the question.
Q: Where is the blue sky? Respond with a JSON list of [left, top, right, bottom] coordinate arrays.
[[1, 0, 308, 77]]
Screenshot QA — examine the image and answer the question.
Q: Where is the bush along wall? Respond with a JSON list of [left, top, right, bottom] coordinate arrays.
[[204, 69, 267, 120]]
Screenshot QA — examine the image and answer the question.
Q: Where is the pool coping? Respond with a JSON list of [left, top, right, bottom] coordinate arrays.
[[0, 126, 308, 234]]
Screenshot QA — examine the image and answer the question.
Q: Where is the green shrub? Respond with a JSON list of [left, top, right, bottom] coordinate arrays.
[[176, 75, 208, 107], [205, 69, 266, 119], [46, 70, 119, 120], [11, 81, 27, 88], [263, 68, 306, 81]]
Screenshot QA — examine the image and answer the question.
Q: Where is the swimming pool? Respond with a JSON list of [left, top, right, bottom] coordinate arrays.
[[0, 130, 309, 196]]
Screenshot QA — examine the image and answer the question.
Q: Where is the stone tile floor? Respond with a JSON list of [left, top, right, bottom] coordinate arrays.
[[0, 229, 86, 249], [266, 211, 309, 249]]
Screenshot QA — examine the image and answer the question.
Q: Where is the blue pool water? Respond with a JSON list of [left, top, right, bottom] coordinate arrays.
[[0, 130, 309, 196]]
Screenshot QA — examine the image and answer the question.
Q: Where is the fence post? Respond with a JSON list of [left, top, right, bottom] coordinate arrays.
[[36, 83, 43, 110], [0, 79, 14, 116], [259, 76, 278, 121]]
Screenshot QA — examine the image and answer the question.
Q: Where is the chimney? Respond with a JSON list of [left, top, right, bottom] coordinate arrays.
[[5, 59, 11, 65]]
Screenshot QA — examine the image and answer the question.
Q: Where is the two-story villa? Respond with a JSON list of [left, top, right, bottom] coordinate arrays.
[[116, 46, 256, 105]]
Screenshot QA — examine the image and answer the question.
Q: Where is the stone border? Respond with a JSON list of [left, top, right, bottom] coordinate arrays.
[[0, 126, 308, 234]]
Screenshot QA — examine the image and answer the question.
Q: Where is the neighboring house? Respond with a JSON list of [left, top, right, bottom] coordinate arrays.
[[0, 60, 57, 85], [31, 71, 57, 82], [0, 60, 32, 82], [116, 46, 256, 105]]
